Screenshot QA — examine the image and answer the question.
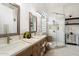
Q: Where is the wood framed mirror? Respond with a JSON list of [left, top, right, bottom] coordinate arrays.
[[29, 12, 37, 33], [0, 3, 20, 37]]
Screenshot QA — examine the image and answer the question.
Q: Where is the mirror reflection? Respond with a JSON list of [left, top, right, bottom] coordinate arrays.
[[29, 12, 37, 32], [0, 3, 20, 37]]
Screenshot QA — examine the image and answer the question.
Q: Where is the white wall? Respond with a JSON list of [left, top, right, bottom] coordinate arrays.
[[19, 3, 66, 34], [19, 3, 42, 34], [44, 3, 64, 15], [44, 3, 79, 18], [64, 4, 79, 18], [19, 3, 79, 35]]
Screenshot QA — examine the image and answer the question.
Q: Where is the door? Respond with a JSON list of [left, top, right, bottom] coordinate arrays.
[[48, 13, 65, 47]]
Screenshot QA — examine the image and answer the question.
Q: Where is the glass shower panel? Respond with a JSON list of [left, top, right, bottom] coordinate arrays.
[[48, 13, 65, 48]]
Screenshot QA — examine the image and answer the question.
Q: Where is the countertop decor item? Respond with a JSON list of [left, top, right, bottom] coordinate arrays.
[[23, 32, 31, 39]]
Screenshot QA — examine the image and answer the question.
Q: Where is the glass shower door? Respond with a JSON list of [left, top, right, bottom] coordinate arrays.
[[47, 13, 65, 48]]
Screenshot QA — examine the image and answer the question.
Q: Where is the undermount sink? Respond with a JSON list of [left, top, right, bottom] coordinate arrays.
[[0, 39, 22, 48], [22, 36, 42, 45], [32, 37, 39, 39], [22, 38, 39, 45], [0, 40, 31, 56], [32, 35, 43, 39]]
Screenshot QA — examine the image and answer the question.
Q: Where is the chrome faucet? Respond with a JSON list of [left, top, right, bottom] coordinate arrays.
[[4, 24, 12, 44], [7, 36, 11, 44]]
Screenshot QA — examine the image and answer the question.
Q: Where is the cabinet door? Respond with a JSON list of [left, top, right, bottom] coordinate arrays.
[[32, 38, 47, 56], [32, 42, 41, 56], [40, 39, 47, 55], [16, 47, 32, 56]]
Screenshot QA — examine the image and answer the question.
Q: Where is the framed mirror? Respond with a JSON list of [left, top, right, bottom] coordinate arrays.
[[29, 12, 37, 33], [0, 3, 20, 37]]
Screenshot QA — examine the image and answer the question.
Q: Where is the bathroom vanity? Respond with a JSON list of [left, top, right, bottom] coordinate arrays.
[[0, 35, 47, 56], [16, 35, 47, 56]]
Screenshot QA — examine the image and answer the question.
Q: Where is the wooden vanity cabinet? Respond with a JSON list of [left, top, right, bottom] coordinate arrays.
[[32, 37, 47, 56], [40, 37, 48, 55], [16, 36, 47, 56], [32, 42, 41, 56]]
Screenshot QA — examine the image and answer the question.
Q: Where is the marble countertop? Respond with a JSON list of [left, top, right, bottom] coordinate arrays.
[[0, 35, 47, 56]]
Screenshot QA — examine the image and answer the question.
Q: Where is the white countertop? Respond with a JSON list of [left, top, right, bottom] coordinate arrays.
[[23, 35, 46, 44], [0, 35, 47, 56]]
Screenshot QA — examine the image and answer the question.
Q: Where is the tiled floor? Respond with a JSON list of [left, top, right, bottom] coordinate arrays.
[[45, 45, 79, 56]]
